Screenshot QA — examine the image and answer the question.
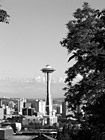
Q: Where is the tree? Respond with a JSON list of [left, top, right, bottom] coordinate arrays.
[[61, 2, 105, 135], [0, 7, 10, 23]]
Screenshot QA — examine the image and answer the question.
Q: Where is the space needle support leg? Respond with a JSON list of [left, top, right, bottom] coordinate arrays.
[[46, 72, 50, 124]]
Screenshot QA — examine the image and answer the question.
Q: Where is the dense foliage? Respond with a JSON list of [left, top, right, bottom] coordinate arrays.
[[61, 2, 105, 136], [0, 8, 9, 23]]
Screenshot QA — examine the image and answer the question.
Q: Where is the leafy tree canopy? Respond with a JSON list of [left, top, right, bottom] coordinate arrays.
[[0, 7, 10, 23], [61, 2, 105, 132]]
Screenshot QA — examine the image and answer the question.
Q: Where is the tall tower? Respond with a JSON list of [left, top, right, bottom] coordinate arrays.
[[41, 65, 55, 125]]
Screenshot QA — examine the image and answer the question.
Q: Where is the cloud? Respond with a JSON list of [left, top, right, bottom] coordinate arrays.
[[0, 78, 65, 99]]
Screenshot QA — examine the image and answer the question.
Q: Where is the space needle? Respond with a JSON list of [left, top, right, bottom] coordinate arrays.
[[41, 65, 55, 125]]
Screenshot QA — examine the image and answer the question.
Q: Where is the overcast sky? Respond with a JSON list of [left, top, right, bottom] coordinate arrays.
[[0, 0, 105, 79]]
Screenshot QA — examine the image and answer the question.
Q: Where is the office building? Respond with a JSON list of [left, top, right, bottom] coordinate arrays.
[[18, 98, 26, 115]]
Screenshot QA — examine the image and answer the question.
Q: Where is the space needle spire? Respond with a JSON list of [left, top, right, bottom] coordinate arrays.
[[41, 65, 55, 125]]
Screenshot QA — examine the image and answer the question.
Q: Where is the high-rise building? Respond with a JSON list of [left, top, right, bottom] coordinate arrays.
[[31, 100, 45, 115], [0, 99, 2, 107], [0, 107, 4, 120], [22, 108, 35, 116], [39, 100, 45, 115], [0, 99, 4, 119], [18, 98, 26, 115], [56, 105, 62, 114], [62, 101, 68, 117], [4, 106, 11, 115]]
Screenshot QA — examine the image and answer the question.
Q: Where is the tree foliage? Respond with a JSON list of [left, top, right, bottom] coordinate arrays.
[[0, 7, 10, 23], [61, 2, 105, 133]]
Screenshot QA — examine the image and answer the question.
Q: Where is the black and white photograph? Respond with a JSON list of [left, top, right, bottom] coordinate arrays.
[[0, 0, 105, 139]]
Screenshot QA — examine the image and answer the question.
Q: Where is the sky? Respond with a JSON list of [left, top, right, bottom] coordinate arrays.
[[0, 0, 105, 80], [0, 0, 105, 98]]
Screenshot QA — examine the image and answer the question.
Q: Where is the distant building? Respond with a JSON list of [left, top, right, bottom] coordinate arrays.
[[18, 98, 26, 115], [31, 100, 39, 111], [0, 107, 4, 120], [22, 108, 27, 116], [56, 105, 62, 114], [31, 100, 45, 115], [4, 106, 11, 115], [43, 115, 57, 126], [0, 99, 4, 120], [53, 104, 62, 114], [62, 101, 69, 117], [24, 102, 31, 108], [0, 99, 2, 107], [22, 108, 35, 116], [39, 100, 45, 115]]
